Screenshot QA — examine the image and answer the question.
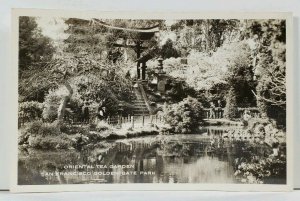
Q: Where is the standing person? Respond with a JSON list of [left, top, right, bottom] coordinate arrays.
[[98, 106, 107, 121], [82, 101, 90, 124], [217, 100, 222, 108], [209, 102, 216, 119], [102, 106, 107, 118], [217, 100, 223, 118], [98, 106, 104, 121]]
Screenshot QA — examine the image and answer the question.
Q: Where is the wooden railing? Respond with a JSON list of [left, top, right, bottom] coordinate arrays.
[[19, 107, 260, 128], [105, 114, 163, 129], [203, 107, 260, 119], [203, 108, 224, 119]]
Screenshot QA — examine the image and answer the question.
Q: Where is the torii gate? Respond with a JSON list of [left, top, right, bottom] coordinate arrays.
[[93, 19, 160, 81]]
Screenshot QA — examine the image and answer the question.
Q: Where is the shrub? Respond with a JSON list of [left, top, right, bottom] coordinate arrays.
[[38, 123, 60, 136], [234, 155, 286, 184], [20, 121, 63, 147], [19, 101, 43, 122], [24, 120, 43, 136], [29, 134, 71, 149], [163, 96, 204, 133], [22, 120, 60, 137]]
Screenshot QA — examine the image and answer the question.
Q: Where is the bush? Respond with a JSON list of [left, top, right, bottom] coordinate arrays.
[[24, 120, 43, 136], [29, 134, 71, 149], [19, 101, 43, 121], [22, 120, 60, 137], [38, 123, 60, 136], [163, 96, 204, 133], [234, 155, 286, 184], [20, 121, 73, 149]]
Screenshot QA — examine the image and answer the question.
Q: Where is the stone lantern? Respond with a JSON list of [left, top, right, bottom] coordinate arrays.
[[156, 57, 167, 94]]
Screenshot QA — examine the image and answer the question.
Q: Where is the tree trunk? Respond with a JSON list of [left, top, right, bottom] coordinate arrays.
[[57, 81, 73, 126]]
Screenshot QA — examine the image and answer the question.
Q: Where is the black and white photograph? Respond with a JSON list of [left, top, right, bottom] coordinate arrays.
[[12, 10, 293, 192]]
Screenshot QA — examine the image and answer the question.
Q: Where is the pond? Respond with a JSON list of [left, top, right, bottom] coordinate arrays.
[[18, 126, 286, 185]]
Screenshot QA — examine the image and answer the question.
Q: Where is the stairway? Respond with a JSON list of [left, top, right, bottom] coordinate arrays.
[[132, 87, 150, 116]]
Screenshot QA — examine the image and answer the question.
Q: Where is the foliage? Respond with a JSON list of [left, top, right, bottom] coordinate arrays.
[[163, 97, 204, 133], [42, 86, 71, 121], [19, 17, 55, 102], [22, 120, 44, 137], [160, 39, 180, 59], [19, 16, 55, 74], [234, 155, 286, 184], [19, 121, 73, 149], [241, 20, 286, 124], [165, 79, 197, 103], [43, 73, 133, 122], [28, 134, 71, 149], [223, 87, 238, 119], [163, 41, 255, 109], [184, 50, 228, 91], [170, 19, 240, 54], [19, 101, 43, 121], [23, 120, 61, 137]]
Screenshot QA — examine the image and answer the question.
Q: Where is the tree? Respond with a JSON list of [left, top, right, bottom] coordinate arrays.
[[19, 16, 55, 102], [224, 87, 238, 119], [224, 42, 256, 108], [171, 19, 240, 54], [242, 20, 286, 123], [160, 39, 180, 59], [164, 97, 204, 133], [19, 17, 54, 74]]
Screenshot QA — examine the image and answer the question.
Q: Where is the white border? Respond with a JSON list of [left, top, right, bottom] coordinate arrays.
[[10, 8, 294, 193]]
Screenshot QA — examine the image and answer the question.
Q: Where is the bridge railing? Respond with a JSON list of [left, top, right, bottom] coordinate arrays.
[[203, 108, 224, 119], [104, 114, 164, 129], [203, 107, 260, 119]]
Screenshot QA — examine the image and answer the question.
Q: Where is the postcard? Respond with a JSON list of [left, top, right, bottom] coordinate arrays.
[[10, 9, 293, 192]]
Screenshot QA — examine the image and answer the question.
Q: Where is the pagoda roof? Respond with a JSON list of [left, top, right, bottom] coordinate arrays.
[[92, 19, 160, 33], [65, 18, 160, 33]]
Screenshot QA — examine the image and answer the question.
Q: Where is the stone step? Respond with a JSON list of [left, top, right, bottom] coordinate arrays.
[[132, 85, 150, 116]]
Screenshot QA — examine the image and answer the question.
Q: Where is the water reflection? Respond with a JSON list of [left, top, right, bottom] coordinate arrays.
[[18, 127, 283, 185]]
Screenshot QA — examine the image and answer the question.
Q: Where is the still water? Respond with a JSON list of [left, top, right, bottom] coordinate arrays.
[[18, 127, 279, 185]]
